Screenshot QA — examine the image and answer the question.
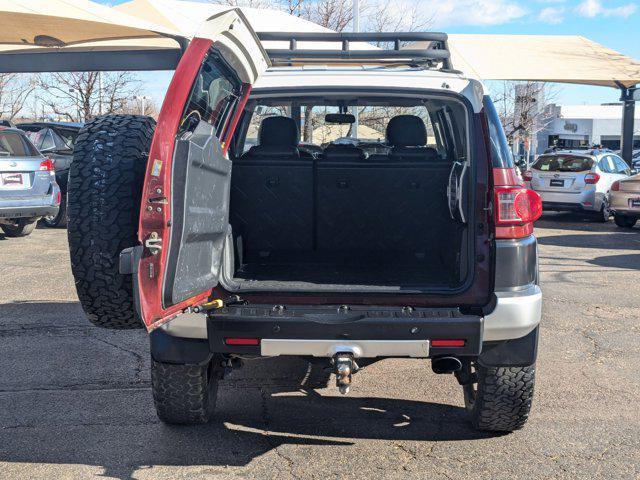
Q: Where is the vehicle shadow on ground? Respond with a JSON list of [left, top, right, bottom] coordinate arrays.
[[537, 232, 640, 250], [0, 301, 493, 480], [587, 253, 640, 270], [535, 212, 620, 232]]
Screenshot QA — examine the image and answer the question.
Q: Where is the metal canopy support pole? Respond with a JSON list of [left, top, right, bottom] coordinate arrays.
[[291, 102, 302, 143], [352, 0, 360, 139], [619, 85, 637, 166]]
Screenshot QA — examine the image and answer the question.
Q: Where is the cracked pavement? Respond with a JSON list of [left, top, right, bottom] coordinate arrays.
[[1, 213, 639, 480]]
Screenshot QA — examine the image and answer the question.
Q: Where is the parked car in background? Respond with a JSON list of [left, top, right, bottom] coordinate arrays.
[[18, 122, 82, 227], [523, 149, 632, 222], [0, 127, 60, 237], [632, 150, 640, 171], [608, 172, 640, 228]]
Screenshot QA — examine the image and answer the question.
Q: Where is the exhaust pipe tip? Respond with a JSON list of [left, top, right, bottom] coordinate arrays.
[[431, 356, 462, 374]]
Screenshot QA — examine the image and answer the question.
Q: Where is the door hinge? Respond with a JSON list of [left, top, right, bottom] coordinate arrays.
[[145, 232, 162, 255]]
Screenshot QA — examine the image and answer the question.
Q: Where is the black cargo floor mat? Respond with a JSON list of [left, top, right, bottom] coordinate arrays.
[[232, 253, 455, 291]]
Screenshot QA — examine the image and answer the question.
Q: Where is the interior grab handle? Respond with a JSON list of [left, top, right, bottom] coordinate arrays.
[[447, 161, 462, 221], [457, 162, 468, 224]]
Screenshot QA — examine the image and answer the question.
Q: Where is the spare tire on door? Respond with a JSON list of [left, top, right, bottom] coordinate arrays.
[[68, 115, 156, 329]]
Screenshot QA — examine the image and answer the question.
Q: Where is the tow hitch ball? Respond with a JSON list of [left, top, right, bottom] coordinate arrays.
[[333, 354, 358, 395]]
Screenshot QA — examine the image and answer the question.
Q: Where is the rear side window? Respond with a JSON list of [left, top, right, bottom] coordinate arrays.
[[39, 130, 56, 151], [533, 155, 593, 172], [483, 96, 514, 168], [0, 131, 38, 157], [612, 155, 630, 174], [179, 51, 240, 136]]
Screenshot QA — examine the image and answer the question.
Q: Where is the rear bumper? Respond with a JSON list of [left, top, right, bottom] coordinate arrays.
[[157, 285, 542, 353], [611, 209, 640, 218], [609, 193, 640, 216], [0, 187, 60, 220], [484, 285, 541, 341], [537, 189, 598, 212], [260, 339, 432, 358], [207, 305, 483, 358]]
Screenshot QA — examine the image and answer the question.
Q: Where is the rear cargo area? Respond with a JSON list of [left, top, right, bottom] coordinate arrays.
[[222, 97, 473, 293], [227, 159, 467, 291]]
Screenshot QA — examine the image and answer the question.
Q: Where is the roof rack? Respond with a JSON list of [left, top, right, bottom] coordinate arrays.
[[257, 32, 452, 70]]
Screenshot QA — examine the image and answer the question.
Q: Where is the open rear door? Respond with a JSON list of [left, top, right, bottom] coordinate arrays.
[[137, 9, 269, 331]]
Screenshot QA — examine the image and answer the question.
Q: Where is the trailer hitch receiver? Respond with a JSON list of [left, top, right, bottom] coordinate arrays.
[[333, 353, 357, 394]]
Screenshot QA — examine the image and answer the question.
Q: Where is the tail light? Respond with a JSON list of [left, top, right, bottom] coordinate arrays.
[[39, 158, 54, 171], [492, 169, 542, 239], [522, 170, 533, 182], [55, 190, 61, 205], [584, 172, 600, 184], [495, 187, 542, 224], [611, 180, 620, 191]]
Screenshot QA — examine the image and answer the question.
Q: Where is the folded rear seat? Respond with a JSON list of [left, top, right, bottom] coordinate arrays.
[[316, 115, 452, 257], [230, 116, 314, 259]]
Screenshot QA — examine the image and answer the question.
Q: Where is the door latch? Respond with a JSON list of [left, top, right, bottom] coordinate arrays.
[[145, 232, 162, 255]]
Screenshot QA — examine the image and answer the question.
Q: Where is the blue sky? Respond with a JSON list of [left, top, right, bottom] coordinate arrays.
[[96, 0, 639, 107]]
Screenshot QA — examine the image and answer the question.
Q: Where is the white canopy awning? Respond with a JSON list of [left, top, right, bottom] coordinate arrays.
[[114, 0, 331, 37], [0, 0, 638, 90], [445, 34, 640, 89], [0, 0, 181, 47], [0, 0, 186, 72]]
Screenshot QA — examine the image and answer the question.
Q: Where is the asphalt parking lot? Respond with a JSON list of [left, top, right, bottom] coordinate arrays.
[[1, 214, 639, 480]]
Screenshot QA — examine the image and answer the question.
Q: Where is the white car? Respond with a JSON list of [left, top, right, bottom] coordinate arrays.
[[523, 149, 632, 221]]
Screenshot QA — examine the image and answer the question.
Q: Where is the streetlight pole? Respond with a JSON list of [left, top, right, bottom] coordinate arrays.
[[98, 72, 103, 116], [135, 95, 149, 116], [69, 88, 79, 121]]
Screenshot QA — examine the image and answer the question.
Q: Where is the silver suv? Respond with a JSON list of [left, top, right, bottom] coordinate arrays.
[[0, 128, 60, 237], [524, 149, 632, 221]]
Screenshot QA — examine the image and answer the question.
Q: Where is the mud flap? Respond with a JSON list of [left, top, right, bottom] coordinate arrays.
[[478, 326, 539, 367]]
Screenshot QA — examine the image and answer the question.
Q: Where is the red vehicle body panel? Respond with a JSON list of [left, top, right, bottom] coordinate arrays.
[[137, 38, 214, 331]]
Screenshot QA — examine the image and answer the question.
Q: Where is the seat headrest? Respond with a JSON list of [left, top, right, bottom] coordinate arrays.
[[244, 145, 299, 159], [322, 144, 366, 162], [259, 116, 299, 147], [386, 115, 427, 147], [391, 146, 439, 162]]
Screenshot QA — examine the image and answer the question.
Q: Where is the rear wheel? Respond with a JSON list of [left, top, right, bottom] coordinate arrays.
[[67, 115, 156, 329], [614, 214, 637, 229], [594, 199, 610, 223], [462, 361, 535, 432], [1, 218, 37, 237], [41, 192, 67, 228], [151, 358, 223, 425]]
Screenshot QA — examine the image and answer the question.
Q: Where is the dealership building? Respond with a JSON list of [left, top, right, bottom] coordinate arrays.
[[536, 103, 640, 154]]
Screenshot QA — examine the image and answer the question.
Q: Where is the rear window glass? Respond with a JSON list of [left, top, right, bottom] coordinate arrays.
[[532, 155, 593, 172], [0, 131, 37, 157], [483, 96, 514, 168]]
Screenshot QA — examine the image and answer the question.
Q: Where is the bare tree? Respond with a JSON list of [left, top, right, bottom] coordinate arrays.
[[0, 74, 36, 121], [38, 72, 141, 122], [365, 0, 430, 34], [115, 97, 158, 118], [491, 81, 558, 164], [221, 0, 278, 7]]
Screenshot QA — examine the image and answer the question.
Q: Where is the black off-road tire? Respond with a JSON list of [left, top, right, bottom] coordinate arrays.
[[151, 359, 223, 425], [41, 192, 67, 228], [68, 115, 156, 329], [614, 214, 637, 229], [463, 362, 535, 432], [1, 218, 37, 237]]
